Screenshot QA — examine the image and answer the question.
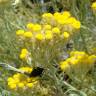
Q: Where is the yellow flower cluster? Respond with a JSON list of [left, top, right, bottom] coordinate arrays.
[[16, 24, 70, 41], [42, 11, 81, 29], [91, 2, 96, 10], [60, 51, 96, 71], [16, 11, 81, 42], [7, 67, 38, 89]]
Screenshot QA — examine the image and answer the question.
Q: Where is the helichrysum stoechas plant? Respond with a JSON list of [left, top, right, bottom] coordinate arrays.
[[6, 11, 83, 95], [15, 11, 81, 68], [60, 51, 96, 79]]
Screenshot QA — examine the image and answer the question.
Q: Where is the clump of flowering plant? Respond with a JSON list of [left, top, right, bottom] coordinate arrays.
[[7, 67, 38, 89], [15, 11, 81, 69], [60, 51, 96, 79]]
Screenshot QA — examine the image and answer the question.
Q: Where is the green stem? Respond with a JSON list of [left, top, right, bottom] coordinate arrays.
[[63, 81, 87, 96], [79, 29, 89, 54]]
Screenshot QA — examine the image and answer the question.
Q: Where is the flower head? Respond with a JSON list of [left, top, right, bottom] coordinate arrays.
[[63, 32, 70, 39], [62, 11, 71, 18], [35, 33, 44, 41], [72, 20, 81, 29], [16, 30, 24, 36], [27, 23, 34, 30], [19, 48, 29, 60], [24, 32, 33, 38], [52, 27, 60, 34], [33, 24, 41, 32], [42, 13, 53, 18]]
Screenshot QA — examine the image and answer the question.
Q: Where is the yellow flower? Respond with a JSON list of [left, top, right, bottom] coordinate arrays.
[[16, 30, 24, 36], [9, 80, 18, 85], [42, 13, 53, 18], [19, 53, 27, 59], [57, 15, 67, 24], [60, 61, 69, 71], [8, 82, 14, 86], [63, 32, 70, 39], [27, 83, 34, 88], [7, 77, 14, 82], [35, 33, 44, 41], [27, 23, 34, 30], [52, 27, 60, 34], [33, 24, 41, 32], [24, 32, 33, 38], [54, 12, 61, 20], [91, 2, 96, 10], [21, 48, 28, 54], [62, 11, 71, 19], [72, 21, 81, 29], [19, 48, 29, 59], [66, 17, 76, 24]]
